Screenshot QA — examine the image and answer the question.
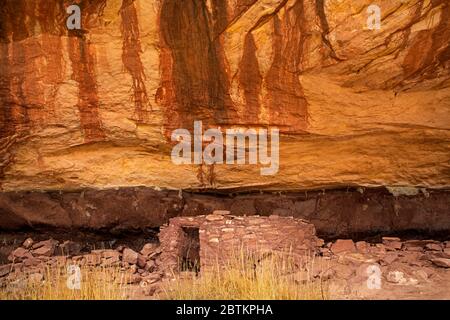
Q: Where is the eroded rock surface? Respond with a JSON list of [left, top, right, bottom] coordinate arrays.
[[0, 0, 448, 191], [0, 187, 449, 235]]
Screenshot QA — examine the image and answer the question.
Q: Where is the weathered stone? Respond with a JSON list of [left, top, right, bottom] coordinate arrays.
[[137, 254, 147, 269], [355, 241, 369, 253], [382, 237, 402, 250], [144, 260, 156, 273], [32, 240, 58, 257], [123, 248, 139, 265], [248, 218, 264, 225], [213, 210, 230, 216], [425, 243, 442, 252], [33, 245, 55, 257], [403, 240, 436, 250], [205, 215, 224, 222], [412, 269, 429, 282], [100, 250, 121, 266], [370, 244, 387, 256], [140, 243, 158, 257], [338, 253, 376, 265], [8, 247, 30, 262], [101, 250, 120, 260], [316, 238, 325, 247], [331, 264, 356, 280], [159, 214, 320, 273], [115, 246, 125, 253], [405, 247, 423, 252], [221, 233, 235, 240], [331, 240, 356, 254], [143, 272, 163, 284], [386, 271, 408, 284], [22, 238, 34, 249], [32, 239, 58, 250], [381, 252, 399, 266], [127, 264, 138, 274], [403, 252, 426, 266], [0, 264, 11, 277], [431, 258, 450, 268], [23, 256, 41, 267], [319, 248, 332, 257]]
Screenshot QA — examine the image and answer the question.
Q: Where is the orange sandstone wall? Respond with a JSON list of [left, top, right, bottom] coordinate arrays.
[[0, 0, 449, 192]]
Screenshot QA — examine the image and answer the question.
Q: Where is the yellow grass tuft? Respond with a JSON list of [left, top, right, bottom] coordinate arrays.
[[0, 264, 129, 300], [160, 249, 329, 300]]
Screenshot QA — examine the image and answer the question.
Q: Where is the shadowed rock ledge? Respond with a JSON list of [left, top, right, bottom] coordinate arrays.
[[0, 187, 449, 237]]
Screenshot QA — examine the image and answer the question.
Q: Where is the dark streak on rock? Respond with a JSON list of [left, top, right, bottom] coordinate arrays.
[[402, 0, 450, 83], [315, 0, 343, 62], [120, 0, 151, 124], [238, 33, 262, 123], [265, 0, 308, 132], [0, 1, 34, 184], [159, 0, 237, 135], [67, 1, 107, 142], [68, 36, 106, 143]]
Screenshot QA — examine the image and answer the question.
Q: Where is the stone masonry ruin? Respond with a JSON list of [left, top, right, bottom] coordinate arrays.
[[158, 211, 322, 274]]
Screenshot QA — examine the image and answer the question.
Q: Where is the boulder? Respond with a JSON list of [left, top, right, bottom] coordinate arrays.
[[213, 210, 231, 216], [382, 237, 402, 251], [122, 248, 139, 265], [22, 238, 34, 249], [331, 240, 356, 254], [140, 243, 159, 257], [137, 254, 147, 269], [425, 243, 442, 252], [8, 247, 30, 262], [23, 256, 41, 267], [355, 241, 369, 253], [431, 258, 450, 268], [33, 245, 55, 257], [144, 260, 156, 273], [101, 250, 121, 266], [32, 240, 58, 257]]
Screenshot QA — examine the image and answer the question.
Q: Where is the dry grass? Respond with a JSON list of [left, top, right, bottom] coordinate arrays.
[[160, 249, 329, 300], [0, 264, 130, 300], [0, 250, 329, 300]]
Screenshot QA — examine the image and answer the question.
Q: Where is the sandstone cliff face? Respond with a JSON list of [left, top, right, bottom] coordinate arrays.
[[0, 0, 449, 192]]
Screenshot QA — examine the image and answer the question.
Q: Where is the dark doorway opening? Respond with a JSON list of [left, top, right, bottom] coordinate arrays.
[[180, 227, 200, 273]]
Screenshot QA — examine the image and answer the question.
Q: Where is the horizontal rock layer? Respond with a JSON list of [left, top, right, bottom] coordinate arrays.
[[0, 187, 449, 236], [0, 0, 449, 192]]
